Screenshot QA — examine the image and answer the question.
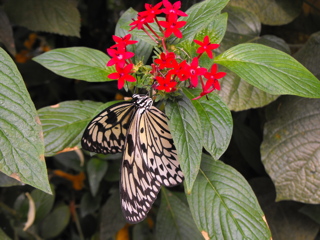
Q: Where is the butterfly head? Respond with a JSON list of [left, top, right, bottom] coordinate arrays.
[[132, 94, 153, 109]]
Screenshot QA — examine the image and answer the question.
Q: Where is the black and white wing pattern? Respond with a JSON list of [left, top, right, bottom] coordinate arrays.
[[82, 94, 184, 224], [81, 101, 135, 154], [120, 106, 162, 223], [120, 95, 183, 223]]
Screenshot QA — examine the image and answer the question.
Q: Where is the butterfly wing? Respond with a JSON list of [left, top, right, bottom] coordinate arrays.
[[81, 101, 135, 154], [139, 106, 184, 186], [120, 108, 162, 223]]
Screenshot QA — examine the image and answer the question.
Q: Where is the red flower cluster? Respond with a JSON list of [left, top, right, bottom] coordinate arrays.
[[130, 0, 187, 40], [107, 34, 137, 89], [106, 0, 226, 99]]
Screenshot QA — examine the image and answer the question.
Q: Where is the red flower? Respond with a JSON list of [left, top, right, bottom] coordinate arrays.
[[168, 60, 190, 81], [158, 15, 186, 38], [110, 34, 138, 49], [139, 2, 163, 23], [106, 48, 134, 67], [194, 36, 220, 59], [154, 52, 177, 69], [155, 74, 177, 92], [188, 57, 207, 87], [129, 15, 149, 31], [108, 64, 136, 89], [193, 64, 226, 99], [162, 0, 188, 17]]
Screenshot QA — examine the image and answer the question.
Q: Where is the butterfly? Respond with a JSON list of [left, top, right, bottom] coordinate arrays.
[[81, 94, 184, 223]]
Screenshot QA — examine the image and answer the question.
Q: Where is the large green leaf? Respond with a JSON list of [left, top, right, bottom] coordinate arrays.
[[4, 0, 80, 37], [0, 171, 23, 187], [228, 0, 302, 25], [216, 7, 284, 111], [156, 188, 202, 240], [0, 47, 51, 194], [187, 154, 271, 239], [80, 192, 101, 217], [165, 94, 203, 193], [224, 5, 261, 37], [177, 13, 228, 69], [250, 177, 319, 240], [249, 35, 290, 54], [183, 88, 233, 159], [294, 31, 320, 77], [261, 96, 320, 203], [116, 8, 153, 64], [38, 100, 111, 156], [219, 5, 261, 53], [119, 8, 160, 46], [39, 204, 71, 239], [0, 8, 16, 55], [100, 189, 127, 240], [217, 69, 279, 111], [215, 43, 320, 98], [31, 187, 55, 223], [175, 0, 229, 43], [0, 228, 11, 240], [33, 47, 114, 82], [87, 157, 108, 196]]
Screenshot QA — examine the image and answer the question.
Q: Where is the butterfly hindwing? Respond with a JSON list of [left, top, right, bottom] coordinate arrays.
[[139, 106, 184, 186], [82, 94, 184, 224], [81, 101, 135, 154], [120, 107, 161, 223]]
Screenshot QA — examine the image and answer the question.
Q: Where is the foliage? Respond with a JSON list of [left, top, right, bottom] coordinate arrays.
[[1, 0, 320, 239]]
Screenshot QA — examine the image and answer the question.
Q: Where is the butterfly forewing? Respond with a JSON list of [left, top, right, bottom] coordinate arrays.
[[139, 107, 184, 186], [81, 102, 135, 154], [82, 94, 184, 224], [121, 107, 162, 223]]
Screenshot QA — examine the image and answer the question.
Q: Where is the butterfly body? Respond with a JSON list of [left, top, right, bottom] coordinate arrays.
[[81, 94, 183, 223]]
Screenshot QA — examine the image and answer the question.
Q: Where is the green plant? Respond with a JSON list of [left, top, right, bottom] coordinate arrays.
[[1, 0, 320, 239]]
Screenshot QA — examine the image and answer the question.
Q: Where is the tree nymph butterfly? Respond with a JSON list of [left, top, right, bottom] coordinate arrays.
[[81, 94, 184, 223]]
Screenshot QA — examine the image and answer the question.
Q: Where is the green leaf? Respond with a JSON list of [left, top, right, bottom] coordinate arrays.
[[33, 47, 114, 82], [38, 100, 104, 156], [0, 228, 11, 240], [233, 121, 265, 174], [299, 205, 320, 225], [39, 204, 71, 239], [249, 35, 290, 54], [261, 96, 320, 203], [116, 8, 153, 64], [187, 154, 271, 239], [215, 43, 320, 98], [0, 47, 51, 194], [219, 6, 261, 53], [87, 157, 108, 196], [132, 221, 154, 240], [165, 94, 203, 193], [31, 187, 55, 223], [4, 0, 80, 37], [294, 31, 320, 77], [80, 192, 101, 217], [217, 69, 279, 111], [176, 0, 229, 44], [250, 177, 319, 240], [0, 8, 16, 55], [0, 171, 23, 187], [183, 88, 233, 159], [224, 5, 261, 37], [53, 151, 83, 171], [229, 0, 302, 25], [177, 13, 228, 69], [156, 188, 203, 240], [100, 189, 127, 240], [119, 8, 160, 46]]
